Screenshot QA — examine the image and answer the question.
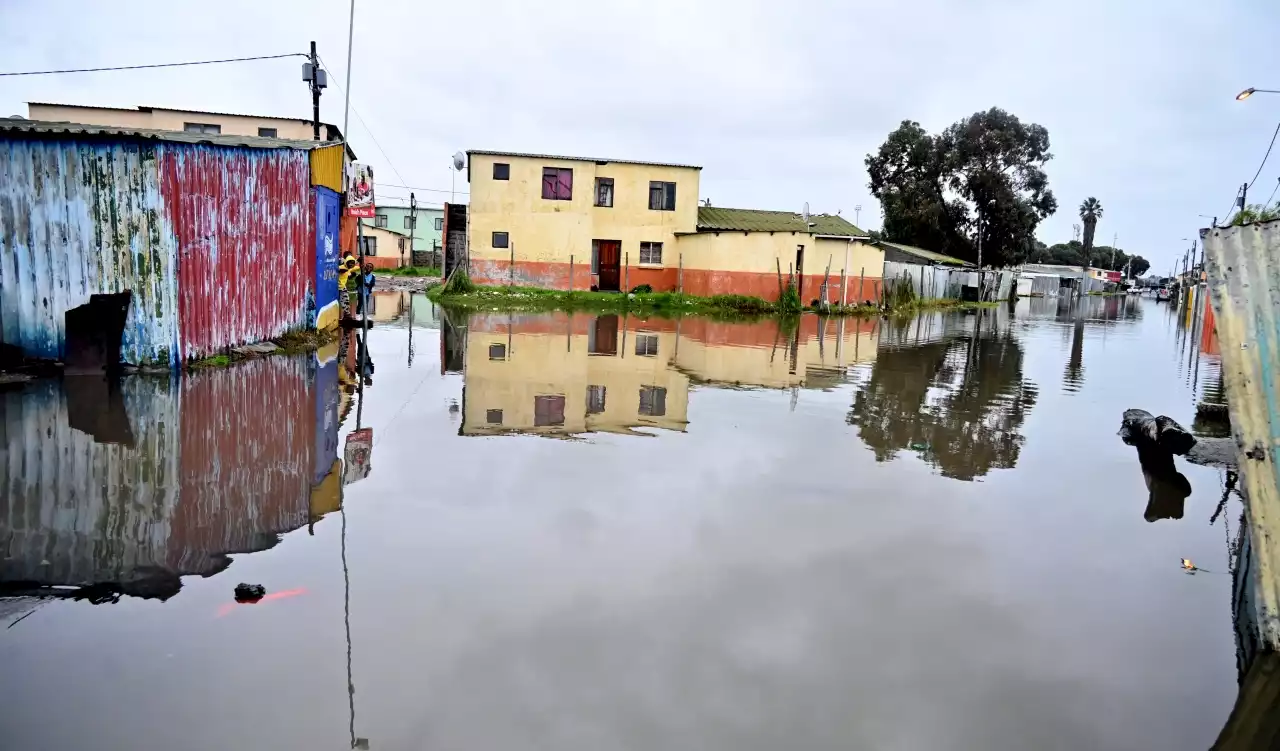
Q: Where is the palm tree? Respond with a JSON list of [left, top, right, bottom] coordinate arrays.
[[1079, 197, 1104, 271]]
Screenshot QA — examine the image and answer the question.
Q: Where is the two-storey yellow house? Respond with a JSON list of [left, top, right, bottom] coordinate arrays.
[[465, 150, 885, 304]]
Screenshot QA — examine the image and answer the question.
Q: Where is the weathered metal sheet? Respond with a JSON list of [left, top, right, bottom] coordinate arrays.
[[160, 144, 312, 361], [0, 138, 180, 364], [314, 186, 341, 331], [1203, 221, 1280, 650], [309, 143, 345, 194]]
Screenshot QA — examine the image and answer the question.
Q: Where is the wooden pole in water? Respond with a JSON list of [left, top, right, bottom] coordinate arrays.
[[624, 252, 629, 293], [678, 253, 684, 295], [569, 254, 574, 292], [509, 241, 515, 286], [859, 267, 866, 306], [776, 258, 784, 301]]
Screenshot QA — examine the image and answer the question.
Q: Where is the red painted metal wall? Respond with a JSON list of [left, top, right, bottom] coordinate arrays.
[[159, 145, 313, 361]]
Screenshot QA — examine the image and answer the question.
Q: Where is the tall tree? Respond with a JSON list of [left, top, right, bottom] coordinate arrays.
[[866, 108, 1057, 267], [1078, 197, 1103, 271]]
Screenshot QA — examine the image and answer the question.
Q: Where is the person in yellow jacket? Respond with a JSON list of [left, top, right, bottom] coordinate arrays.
[[337, 255, 358, 321]]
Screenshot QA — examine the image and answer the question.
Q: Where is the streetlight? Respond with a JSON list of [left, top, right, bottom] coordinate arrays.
[[1236, 87, 1280, 101]]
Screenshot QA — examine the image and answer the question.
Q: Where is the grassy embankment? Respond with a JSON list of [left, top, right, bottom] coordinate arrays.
[[428, 271, 997, 318], [378, 265, 441, 278], [188, 328, 337, 370]]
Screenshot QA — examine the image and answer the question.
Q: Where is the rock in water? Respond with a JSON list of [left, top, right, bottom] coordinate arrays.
[[1154, 415, 1196, 455], [1119, 409, 1158, 446], [234, 583, 266, 602]]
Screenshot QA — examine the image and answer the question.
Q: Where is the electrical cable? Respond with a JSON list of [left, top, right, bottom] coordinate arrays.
[[0, 53, 305, 77], [376, 182, 467, 195], [1247, 121, 1280, 189], [316, 53, 407, 186]]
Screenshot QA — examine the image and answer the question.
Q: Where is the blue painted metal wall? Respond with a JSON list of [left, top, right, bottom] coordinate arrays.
[[314, 187, 341, 330], [0, 138, 179, 365]]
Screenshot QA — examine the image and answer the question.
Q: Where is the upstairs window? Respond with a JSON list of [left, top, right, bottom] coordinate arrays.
[[257, 127, 278, 138], [374, 214, 388, 228], [434, 217, 443, 231], [493, 163, 510, 180], [183, 122, 221, 134], [542, 167, 573, 200], [649, 181, 676, 211], [595, 177, 614, 207], [404, 216, 416, 229], [492, 231, 509, 248]]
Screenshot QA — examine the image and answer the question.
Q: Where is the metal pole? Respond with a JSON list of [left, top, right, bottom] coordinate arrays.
[[406, 192, 416, 269], [310, 41, 321, 141], [569, 254, 574, 292], [624, 252, 629, 293], [976, 207, 982, 269], [509, 241, 514, 286], [341, 0, 356, 142]]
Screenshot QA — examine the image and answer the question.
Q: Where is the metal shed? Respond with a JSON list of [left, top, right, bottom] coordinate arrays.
[[0, 119, 333, 367]]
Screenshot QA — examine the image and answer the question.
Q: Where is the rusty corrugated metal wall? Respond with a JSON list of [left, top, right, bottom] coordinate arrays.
[[0, 139, 180, 364], [1203, 221, 1280, 651], [0, 136, 314, 366], [160, 145, 312, 361]]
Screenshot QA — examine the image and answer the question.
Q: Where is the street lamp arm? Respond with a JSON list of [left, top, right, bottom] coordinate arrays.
[[1237, 87, 1280, 101]]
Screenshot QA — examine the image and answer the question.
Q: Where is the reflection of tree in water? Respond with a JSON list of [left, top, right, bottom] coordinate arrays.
[[848, 327, 1038, 481], [1064, 318, 1086, 392]]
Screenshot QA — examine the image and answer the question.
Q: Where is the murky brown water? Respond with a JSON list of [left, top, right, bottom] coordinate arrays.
[[0, 294, 1247, 750]]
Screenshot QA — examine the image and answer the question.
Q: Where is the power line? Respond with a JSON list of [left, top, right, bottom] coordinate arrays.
[[0, 52, 305, 77], [1266, 176, 1280, 208], [1247, 121, 1280, 189], [316, 53, 407, 186], [376, 182, 467, 195]]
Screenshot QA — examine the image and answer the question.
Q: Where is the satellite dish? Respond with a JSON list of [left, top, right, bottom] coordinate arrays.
[[452, 151, 466, 171]]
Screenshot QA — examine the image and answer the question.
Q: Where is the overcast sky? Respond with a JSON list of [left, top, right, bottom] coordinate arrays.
[[3, 0, 1278, 272]]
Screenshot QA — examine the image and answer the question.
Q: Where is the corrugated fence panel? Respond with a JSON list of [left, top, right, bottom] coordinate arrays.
[[0, 377, 181, 590], [160, 145, 312, 361], [0, 138, 179, 364], [1203, 221, 1280, 650], [309, 143, 345, 194]]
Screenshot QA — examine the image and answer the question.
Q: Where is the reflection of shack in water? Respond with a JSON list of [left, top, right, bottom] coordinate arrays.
[[451, 311, 881, 438], [0, 353, 341, 602]]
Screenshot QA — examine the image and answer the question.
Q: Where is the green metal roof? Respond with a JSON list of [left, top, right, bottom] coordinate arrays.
[[879, 241, 972, 266], [696, 206, 866, 236]]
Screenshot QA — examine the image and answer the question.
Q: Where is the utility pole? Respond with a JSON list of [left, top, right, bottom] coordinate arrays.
[[406, 192, 417, 269], [308, 41, 322, 140], [1110, 232, 1117, 270]]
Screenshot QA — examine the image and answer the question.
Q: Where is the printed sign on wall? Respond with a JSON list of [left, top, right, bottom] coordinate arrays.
[[347, 162, 375, 217]]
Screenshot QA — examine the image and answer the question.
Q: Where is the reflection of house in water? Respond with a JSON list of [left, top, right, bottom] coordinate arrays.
[[0, 353, 341, 602], [460, 313, 690, 436], [450, 311, 880, 437]]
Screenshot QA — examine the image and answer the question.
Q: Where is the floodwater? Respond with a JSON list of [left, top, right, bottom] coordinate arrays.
[[0, 292, 1249, 750]]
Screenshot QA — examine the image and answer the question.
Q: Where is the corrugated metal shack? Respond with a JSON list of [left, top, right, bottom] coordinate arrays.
[[0, 120, 341, 367]]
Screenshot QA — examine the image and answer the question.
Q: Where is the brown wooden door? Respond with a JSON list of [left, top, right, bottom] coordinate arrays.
[[597, 240, 621, 291]]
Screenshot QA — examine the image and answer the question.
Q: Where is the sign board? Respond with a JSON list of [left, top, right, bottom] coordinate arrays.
[[347, 162, 375, 218]]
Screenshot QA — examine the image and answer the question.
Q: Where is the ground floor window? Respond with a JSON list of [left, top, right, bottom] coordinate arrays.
[[489, 343, 506, 361], [362, 236, 377, 256], [639, 386, 667, 417], [639, 241, 663, 265]]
